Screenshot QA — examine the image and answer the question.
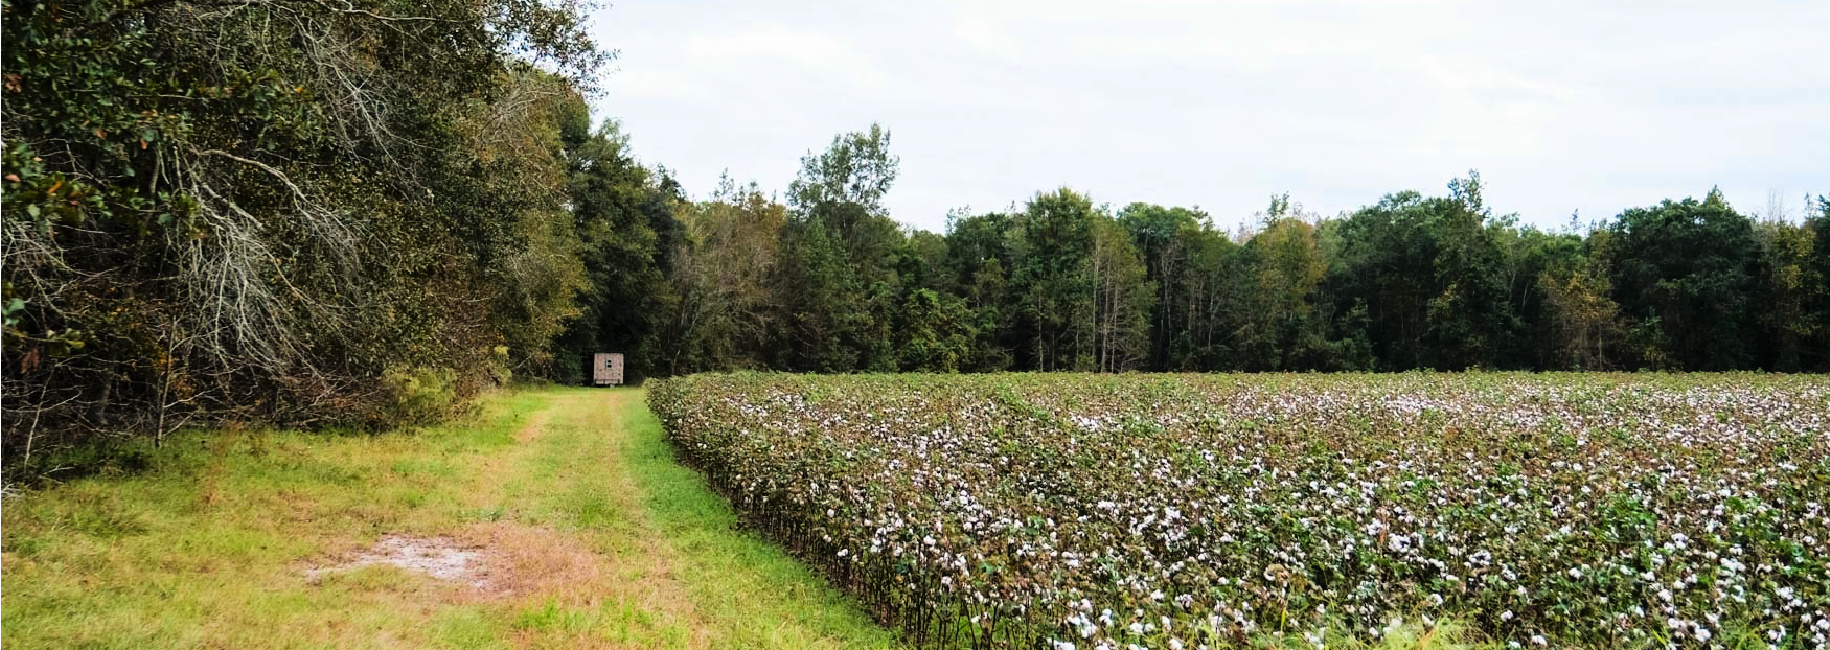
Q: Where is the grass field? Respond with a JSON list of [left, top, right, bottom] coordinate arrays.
[[0, 388, 894, 650]]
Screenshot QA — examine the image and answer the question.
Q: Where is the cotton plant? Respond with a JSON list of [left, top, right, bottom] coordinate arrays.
[[649, 373, 1830, 649]]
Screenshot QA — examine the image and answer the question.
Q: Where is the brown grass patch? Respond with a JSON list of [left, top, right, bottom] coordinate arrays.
[[300, 520, 618, 604], [455, 521, 607, 602]]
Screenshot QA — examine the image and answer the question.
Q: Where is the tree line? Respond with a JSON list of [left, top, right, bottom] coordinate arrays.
[[4, 0, 1827, 467], [601, 125, 1829, 380]]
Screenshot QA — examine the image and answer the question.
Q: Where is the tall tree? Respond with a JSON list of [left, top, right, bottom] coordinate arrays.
[[551, 117, 684, 383], [1235, 199, 1329, 371], [897, 288, 977, 372], [1118, 203, 1207, 371], [1425, 172, 1521, 369], [1329, 191, 1441, 369], [1604, 189, 1759, 370], [774, 125, 906, 372], [1173, 226, 1245, 370], [657, 177, 786, 374], [1008, 189, 1098, 371], [943, 211, 1017, 371], [1750, 200, 1820, 371], [1089, 216, 1155, 372], [1540, 228, 1624, 370], [1804, 196, 1830, 371]]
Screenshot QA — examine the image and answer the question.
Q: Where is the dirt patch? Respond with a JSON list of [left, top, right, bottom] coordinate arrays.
[[307, 534, 492, 589], [305, 522, 607, 601]]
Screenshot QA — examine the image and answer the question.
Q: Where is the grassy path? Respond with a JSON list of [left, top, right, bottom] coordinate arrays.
[[1, 388, 897, 650]]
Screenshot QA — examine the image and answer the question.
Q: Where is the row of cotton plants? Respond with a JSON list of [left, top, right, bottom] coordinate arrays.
[[648, 373, 1830, 649]]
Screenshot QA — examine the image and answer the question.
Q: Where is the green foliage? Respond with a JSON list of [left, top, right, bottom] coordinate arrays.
[[1539, 232, 1622, 370], [380, 366, 460, 424], [1753, 212, 1822, 371], [634, 155, 1824, 379], [897, 288, 976, 372], [1009, 188, 1100, 370], [650, 177, 785, 375], [2, 0, 607, 466], [1118, 202, 1208, 369], [1088, 214, 1154, 371], [1236, 210, 1329, 369], [768, 124, 909, 373], [549, 119, 684, 384], [1802, 196, 1830, 370], [1604, 190, 1760, 370], [1327, 175, 1530, 372], [787, 123, 899, 218]]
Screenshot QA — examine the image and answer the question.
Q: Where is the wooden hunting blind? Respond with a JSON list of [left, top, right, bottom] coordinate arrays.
[[591, 352, 624, 386]]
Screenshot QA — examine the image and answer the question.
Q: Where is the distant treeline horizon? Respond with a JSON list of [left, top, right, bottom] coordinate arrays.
[[612, 128, 1826, 380], [4, 0, 1826, 466]]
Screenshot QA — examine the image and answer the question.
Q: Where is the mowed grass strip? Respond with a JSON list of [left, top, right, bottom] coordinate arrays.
[[0, 387, 895, 650]]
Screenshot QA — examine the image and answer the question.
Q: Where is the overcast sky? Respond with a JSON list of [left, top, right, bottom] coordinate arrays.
[[587, 0, 1828, 233]]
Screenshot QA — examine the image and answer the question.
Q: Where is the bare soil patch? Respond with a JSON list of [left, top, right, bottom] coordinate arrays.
[[304, 521, 608, 602], [306, 534, 491, 590]]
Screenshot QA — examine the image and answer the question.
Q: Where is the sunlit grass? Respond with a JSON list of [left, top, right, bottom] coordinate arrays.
[[0, 387, 896, 649]]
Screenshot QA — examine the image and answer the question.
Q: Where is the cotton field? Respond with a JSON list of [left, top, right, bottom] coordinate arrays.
[[648, 373, 1830, 649]]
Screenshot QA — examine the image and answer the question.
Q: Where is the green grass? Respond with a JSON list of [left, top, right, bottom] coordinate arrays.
[[618, 393, 896, 648], [0, 388, 895, 650]]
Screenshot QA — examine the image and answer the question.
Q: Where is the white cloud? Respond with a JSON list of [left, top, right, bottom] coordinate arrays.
[[681, 24, 892, 91], [590, 0, 1830, 232]]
